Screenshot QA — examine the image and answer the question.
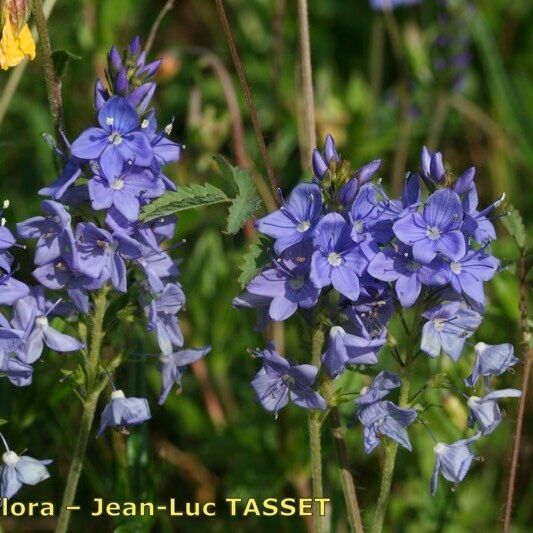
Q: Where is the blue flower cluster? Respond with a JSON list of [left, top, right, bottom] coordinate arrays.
[[0, 38, 210, 499], [235, 135, 520, 494]]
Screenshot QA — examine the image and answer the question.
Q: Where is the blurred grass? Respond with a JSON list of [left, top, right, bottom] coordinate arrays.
[[0, 0, 531, 531]]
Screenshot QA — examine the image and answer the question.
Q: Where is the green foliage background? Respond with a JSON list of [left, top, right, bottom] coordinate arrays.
[[0, 0, 531, 530]]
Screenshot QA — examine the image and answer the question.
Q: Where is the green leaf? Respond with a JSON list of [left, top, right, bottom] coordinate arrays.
[[502, 205, 527, 250], [237, 240, 269, 288], [51, 49, 81, 78], [213, 155, 262, 235], [140, 184, 229, 222]]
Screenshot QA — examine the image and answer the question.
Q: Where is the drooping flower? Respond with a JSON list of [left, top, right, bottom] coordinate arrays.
[[255, 183, 322, 254], [16, 200, 72, 266], [464, 342, 519, 388], [467, 389, 521, 435], [354, 371, 416, 453], [310, 213, 367, 301], [251, 345, 326, 416], [393, 189, 466, 263], [322, 326, 384, 377], [145, 283, 186, 354], [97, 390, 151, 437], [11, 290, 84, 364], [70, 96, 153, 176], [0, 448, 51, 499], [430, 433, 480, 495], [158, 346, 211, 404], [421, 302, 482, 360]]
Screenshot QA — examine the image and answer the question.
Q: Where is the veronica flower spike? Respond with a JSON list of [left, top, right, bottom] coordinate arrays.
[[393, 189, 466, 263], [251, 345, 327, 416], [467, 389, 521, 435], [431, 433, 481, 495], [310, 213, 367, 300], [255, 183, 322, 254], [465, 342, 519, 388], [70, 95, 153, 176]]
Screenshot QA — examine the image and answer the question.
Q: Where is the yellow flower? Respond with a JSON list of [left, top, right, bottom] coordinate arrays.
[[0, 7, 35, 70]]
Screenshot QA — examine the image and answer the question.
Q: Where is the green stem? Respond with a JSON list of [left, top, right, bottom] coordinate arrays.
[[325, 385, 365, 533], [308, 322, 325, 533], [33, 0, 64, 143], [55, 286, 110, 533], [371, 376, 410, 533]]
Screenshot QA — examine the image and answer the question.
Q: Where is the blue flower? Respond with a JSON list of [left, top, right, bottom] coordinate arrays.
[[251, 344, 326, 416], [354, 371, 416, 453], [158, 346, 211, 404], [312, 134, 340, 180], [97, 390, 151, 437], [232, 291, 272, 332], [16, 200, 72, 266], [70, 96, 153, 177], [465, 342, 519, 388], [255, 183, 322, 254], [431, 433, 480, 495], [467, 389, 521, 435], [421, 302, 482, 360], [310, 213, 367, 300], [322, 325, 384, 378], [393, 189, 466, 263], [0, 447, 51, 499], [247, 243, 320, 321]]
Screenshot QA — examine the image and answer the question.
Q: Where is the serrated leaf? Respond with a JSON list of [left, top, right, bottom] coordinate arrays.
[[140, 184, 229, 221], [502, 206, 527, 250], [52, 49, 81, 78], [214, 155, 262, 235], [238, 241, 270, 288]]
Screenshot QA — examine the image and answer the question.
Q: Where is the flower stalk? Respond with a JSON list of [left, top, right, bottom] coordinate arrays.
[[32, 0, 63, 142], [55, 285, 110, 533]]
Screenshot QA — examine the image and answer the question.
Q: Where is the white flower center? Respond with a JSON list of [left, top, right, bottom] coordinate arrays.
[[111, 389, 125, 400], [426, 226, 441, 240], [111, 179, 125, 191], [467, 396, 480, 408], [433, 318, 446, 332], [2, 451, 19, 465], [108, 132, 123, 145], [289, 276, 305, 290], [36, 316, 49, 329], [475, 342, 487, 353], [330, 326, 345, 336], [297, 220, 311, 233], [328, 252, 342, 267], [434, 442, 446, 455], [450, 262, 462, 274]]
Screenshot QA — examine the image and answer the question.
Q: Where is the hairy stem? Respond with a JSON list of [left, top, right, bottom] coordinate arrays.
[[503, 252, 531, 532], [308, 323, 325, 533], [371, 376, 410, 533], [33, 0, 64, 143], [55, 286, 110, 533], [324, 382, 365, 533]]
